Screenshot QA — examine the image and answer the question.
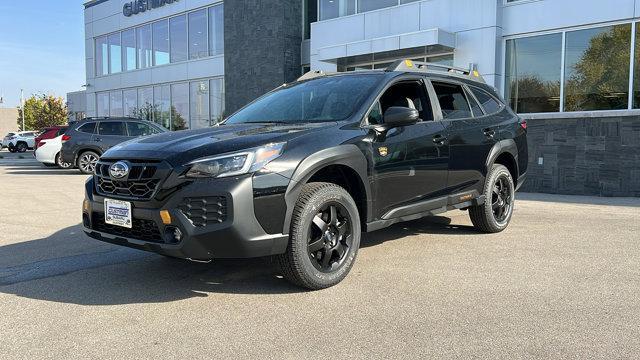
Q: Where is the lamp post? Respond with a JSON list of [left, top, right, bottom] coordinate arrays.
[[20, 89, 25, 131]]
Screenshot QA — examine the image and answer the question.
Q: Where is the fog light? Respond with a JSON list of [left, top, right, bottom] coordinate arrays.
[[160, 210, 172, 225], [83, 199, 90, 213], [164, 226, 183, 244]]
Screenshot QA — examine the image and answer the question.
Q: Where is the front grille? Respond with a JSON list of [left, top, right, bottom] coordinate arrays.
[[94, 160, 169, 200], [178, 197, 228, 227], [91, 212, 163, 243]]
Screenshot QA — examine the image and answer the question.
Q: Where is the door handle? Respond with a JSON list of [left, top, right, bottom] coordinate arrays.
[[483, 128, 496, 138], [432, 134, 447, 145]]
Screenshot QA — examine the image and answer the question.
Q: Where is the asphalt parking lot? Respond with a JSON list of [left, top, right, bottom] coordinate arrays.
[[1, 149, 639, 359]]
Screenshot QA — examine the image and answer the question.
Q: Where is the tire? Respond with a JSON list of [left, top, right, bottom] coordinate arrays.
[[469, 164, 515, 233], [275, 182, 361, 290], [16, 142, 27, 153], [77, 150, 100, 174], [8, 144, 17, 153], [56, 152, 73, 169]]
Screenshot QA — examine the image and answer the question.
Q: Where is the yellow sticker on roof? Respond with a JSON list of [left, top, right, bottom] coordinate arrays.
[[405, 60, 414, 68]]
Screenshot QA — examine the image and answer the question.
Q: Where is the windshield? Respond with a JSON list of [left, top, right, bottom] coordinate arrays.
[[225, 74, 383, 124]]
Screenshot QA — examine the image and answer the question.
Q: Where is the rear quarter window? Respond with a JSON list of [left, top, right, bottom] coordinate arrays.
[[470, 87, 503, 114], [76, 123, 96, 134]]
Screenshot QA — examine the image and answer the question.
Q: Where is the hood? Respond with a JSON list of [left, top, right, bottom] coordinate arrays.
[[102, 123, 331, 165]]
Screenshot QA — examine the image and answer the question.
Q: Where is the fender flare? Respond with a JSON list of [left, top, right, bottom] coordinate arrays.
[[282, 144, 371, 235], [485, 139, 519, 178]]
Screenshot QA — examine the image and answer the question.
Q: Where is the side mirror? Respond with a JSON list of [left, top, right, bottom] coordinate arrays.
[[383, 106, 419, 128]]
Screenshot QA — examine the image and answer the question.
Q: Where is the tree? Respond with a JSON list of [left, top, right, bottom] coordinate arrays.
[[17, 94, 68, 131]]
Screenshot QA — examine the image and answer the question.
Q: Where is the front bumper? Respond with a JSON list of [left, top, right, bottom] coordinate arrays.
[[83, 175, 288, 260]]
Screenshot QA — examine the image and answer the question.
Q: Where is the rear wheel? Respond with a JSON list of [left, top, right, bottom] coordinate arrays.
[[77, 151, 99, 174], [56, 152, 73, 169], [8, 144, 17, 153], [276, 182, 361, 290], [469, 164, 515, 233]]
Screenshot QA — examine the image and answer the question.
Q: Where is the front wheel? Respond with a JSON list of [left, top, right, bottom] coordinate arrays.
[[77, 151, 99, 174], [469, 164, 515, 233], [276, 182, 361, 290]]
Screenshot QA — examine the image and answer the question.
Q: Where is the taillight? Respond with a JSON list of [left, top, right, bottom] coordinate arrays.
[[61, 135, 71, 142], [519, 119, 527, 130]]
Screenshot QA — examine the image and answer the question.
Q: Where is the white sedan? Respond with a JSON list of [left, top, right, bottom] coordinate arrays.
[[34, 135, 74, 169]]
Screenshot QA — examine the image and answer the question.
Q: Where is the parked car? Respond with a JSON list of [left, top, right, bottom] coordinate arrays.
[[35, 126, 68, 150], [6, 131, 38, 153], [61, 117, 167, 174], [1, 132, 16, 149], [82, 60, 528, 290], [35, 134, 74, 169]]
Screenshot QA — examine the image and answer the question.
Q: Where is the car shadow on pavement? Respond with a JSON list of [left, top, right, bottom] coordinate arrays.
[[0, 216, 474, 305]]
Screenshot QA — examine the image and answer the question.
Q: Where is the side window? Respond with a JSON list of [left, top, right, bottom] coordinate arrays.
[[127, 122, 156, 137], [98, 122, 126, 136], [470, 87, 503, 114], [366, 101, 383, 125], [77, 123, 96, 134], [465, 88, 484, 117], [432, 82, 472, 120], [379, 80, 433, 122], [56, 129, 67, 137]]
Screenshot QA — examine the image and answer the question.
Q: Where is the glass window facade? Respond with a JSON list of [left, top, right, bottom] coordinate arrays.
[[154, 85, 171, 130], [358, 0, 398, 13], [505, 34, 562, 113], [210, 78, 225, 124], [95, 36, 108, 76], [108, 33, 122, 74], [137, 25, 152, 69], [152, 20, 170, 66], [320, 0, 356, 20], [97, 92, 109, 117], [507, 23, 636, 113], [190, 81, 210, 129], [209, 5, 224, 56], [137, 87, 154, 121], [109, 91, 123, 117], [189, 10, 208, 60], [170, 15, 188, 63], [123, 89, 137, 118], [171, 83, 190, 131], [564, 24, 631, 111], [94, 4, 224, 77], [122, 29, 136, 71]]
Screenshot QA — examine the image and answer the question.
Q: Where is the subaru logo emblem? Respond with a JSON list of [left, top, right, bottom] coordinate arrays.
[[109, 161, 130, 179]]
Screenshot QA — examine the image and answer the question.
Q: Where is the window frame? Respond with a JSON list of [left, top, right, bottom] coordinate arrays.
[[428, 79, 477, 121], [361, 75, 437, 127], [502, 20, 638, 115], [468, 85, 505, 116]]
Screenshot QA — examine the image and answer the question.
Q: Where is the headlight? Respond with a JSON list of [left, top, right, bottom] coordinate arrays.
[[185, 142, 285, 178]]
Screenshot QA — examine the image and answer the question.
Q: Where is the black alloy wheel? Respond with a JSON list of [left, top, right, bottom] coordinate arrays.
[[307, 202, 354, 273], [276, 182, 361, 290], [469, 164, 515, 233]]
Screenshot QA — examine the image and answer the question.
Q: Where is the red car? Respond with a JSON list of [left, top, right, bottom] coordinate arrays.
[[35, 126, 68, 150]]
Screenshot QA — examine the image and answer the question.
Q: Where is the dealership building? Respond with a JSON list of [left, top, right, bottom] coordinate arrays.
[[82, 0, 640, 196]]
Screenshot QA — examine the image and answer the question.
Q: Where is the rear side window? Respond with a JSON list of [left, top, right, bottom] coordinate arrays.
[[465, 88, 484, 117], [98, 122, 126, 136], [127, 122, 158, 137], [470, 87, 502, 114], [77, 123, 96, 134], [432, 82, 472, 120], [56, 128, 67, 136]]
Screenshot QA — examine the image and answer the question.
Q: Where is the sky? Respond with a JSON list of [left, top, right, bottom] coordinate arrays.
[[0, 0, 86, 108]]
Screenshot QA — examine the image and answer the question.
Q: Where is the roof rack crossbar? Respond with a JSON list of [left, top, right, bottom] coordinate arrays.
[[386, 59, 485, 83]]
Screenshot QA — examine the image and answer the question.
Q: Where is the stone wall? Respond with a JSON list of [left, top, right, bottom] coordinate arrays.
[[223, 0, 302, 114], [521, 115, 640, 197]]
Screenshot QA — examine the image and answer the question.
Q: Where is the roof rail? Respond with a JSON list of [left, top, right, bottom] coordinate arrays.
[[386, 59, 485, 83], [297, 70, 337, 82]]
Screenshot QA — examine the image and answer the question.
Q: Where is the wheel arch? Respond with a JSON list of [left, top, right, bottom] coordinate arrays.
[[486, 139, 519, 188], [283, 145, 371, 235]]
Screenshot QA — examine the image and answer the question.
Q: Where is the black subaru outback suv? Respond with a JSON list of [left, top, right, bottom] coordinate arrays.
[[82, 60, 527, 290]]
